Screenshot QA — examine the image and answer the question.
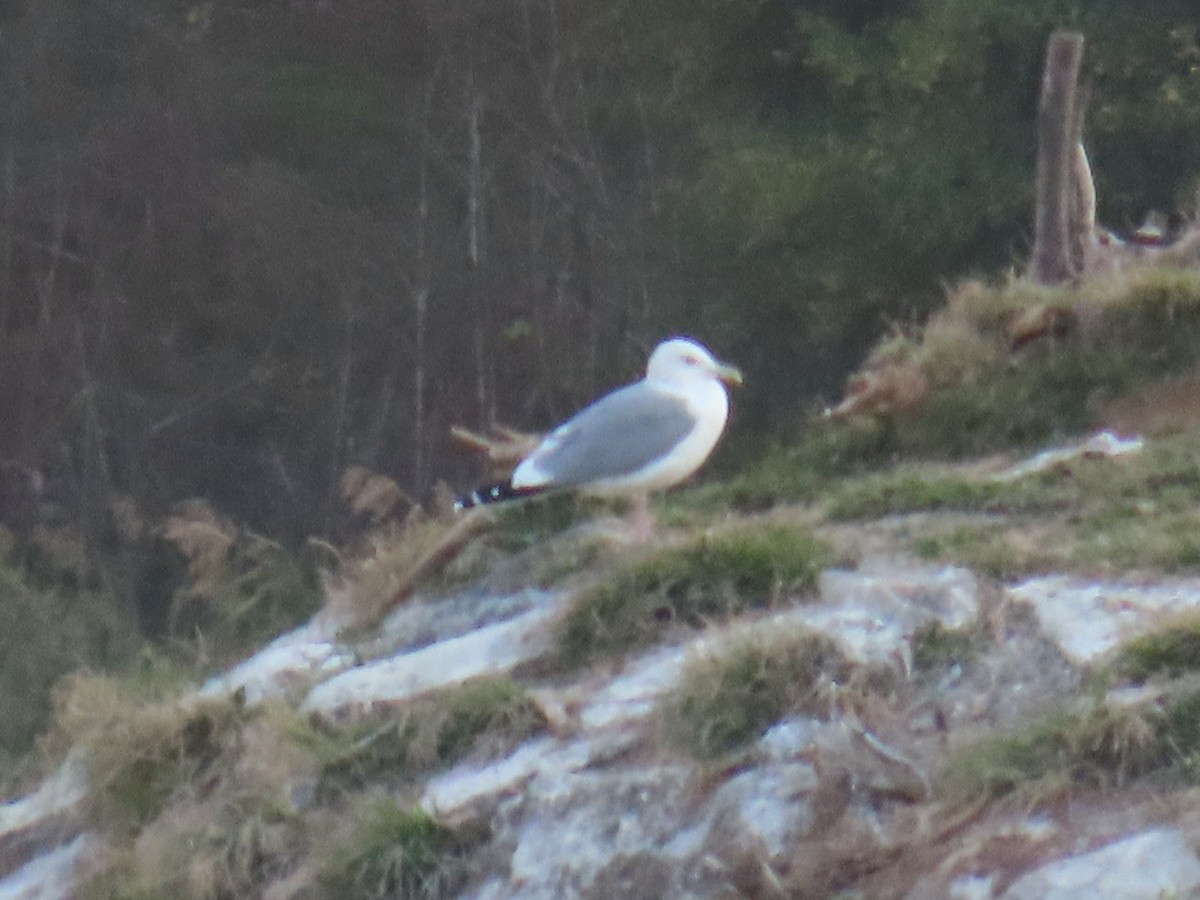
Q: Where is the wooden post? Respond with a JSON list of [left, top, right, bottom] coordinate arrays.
[[1031, 31, 1085, 285]]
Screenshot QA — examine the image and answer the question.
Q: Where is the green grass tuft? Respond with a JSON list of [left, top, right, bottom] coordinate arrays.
[[1163, 689, 1200, 773], [911, 524, 1054, 581], [910, 620, 979, 674], [941, 699, 1171, 804], [432, 676, 544, 761], [1113, 613, 1200, 683], [555, 524, 829, 664], [312, 677, 546, 798], [319, 804, 473, 900], [660, 627, 850, 758], [894, 352, 1116, 458]]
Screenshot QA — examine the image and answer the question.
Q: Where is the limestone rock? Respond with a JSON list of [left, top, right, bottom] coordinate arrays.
[[1001, 828, 1200, 900]]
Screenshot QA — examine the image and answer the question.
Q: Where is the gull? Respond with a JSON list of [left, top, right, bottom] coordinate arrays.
[[454, 337, 742, 534]]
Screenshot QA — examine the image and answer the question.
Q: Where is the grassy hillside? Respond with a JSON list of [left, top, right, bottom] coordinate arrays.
[[10, 263, 1200, 895]]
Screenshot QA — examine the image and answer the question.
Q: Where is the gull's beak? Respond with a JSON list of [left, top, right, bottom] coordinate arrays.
[[714, 361, 744, 387]]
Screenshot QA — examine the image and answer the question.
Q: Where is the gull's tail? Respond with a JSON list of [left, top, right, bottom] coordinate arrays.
[[453, 481, 547, 512]]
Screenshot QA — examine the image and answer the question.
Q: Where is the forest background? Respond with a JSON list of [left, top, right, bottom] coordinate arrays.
[[2, 0, 1199, 540]]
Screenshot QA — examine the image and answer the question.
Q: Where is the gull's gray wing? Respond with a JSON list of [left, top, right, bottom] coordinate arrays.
[[517, 382, 696, 488]]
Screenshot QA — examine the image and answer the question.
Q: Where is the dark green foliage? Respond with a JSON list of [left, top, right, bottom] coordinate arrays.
[[556, 525, 829, 664], [133, 538, 190, 637], [320, 805, 473, 900], [0, 563, 141, 771], [661, 630, 849, 758]]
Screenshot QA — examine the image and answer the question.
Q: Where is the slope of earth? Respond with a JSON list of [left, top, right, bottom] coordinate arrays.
[[9, 271, 1200, 898]]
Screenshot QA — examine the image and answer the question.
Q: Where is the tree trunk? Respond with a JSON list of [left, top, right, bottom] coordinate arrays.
[[1031, 31, 1085, 286], [467, 84, 491, 426], [411, 70, 437, 493]]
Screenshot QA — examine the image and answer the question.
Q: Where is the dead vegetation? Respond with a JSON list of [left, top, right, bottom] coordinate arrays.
[[323, 510, 495, 630], [57, 667, 536, 898], [448, 425, 542, 482], [1097, 367, 1200, 435], [339, 467, 415, 528]]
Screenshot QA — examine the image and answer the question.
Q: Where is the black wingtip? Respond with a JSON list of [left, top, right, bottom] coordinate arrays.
[[453, 481, 547, 511]]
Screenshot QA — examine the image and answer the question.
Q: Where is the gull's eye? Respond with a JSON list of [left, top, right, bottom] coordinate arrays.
[[683, 355, 699, 366]]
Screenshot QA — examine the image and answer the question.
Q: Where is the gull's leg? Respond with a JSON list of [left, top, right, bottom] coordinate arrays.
[[580, 492, 658, 545], [627, 492, 656, 542]]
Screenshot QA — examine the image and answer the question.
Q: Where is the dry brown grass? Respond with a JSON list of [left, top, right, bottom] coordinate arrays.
[[920, 308, 1003, 386], [323, 509, 494, 630], [64, 680, 333, 898], [448, 424, 542, 481], [824, 364, 930, 422], [1097, 366, 1200, 436], [340, 467, 414, 526], [43, 673, 248, 833], [163, 500, 237, 586]]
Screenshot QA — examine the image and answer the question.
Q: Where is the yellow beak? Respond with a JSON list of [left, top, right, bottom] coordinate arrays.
[[715, 362, 744, 387]]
